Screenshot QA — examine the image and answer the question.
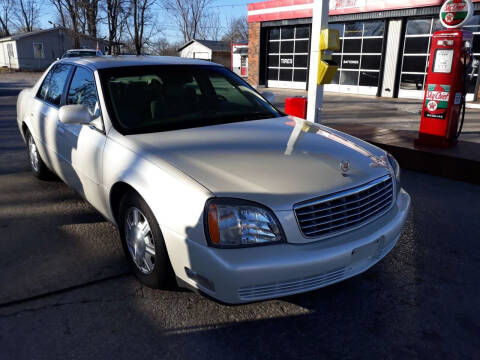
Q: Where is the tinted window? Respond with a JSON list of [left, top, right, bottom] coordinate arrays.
[[293, 69, 307, 82], [269, 28, 280, 40], [294, 55, 308, 68], [37, 69, 53, 100], [402, 56, 428, 73], [101, 66, 281, 134], [406, 19, 431, 35], [295, 26, 310, 39], [279, 69, 293, 81], [400, 73, 425, 90], [281, 27, 294, 39], [269, 41, 279, 53], [343, 39, 361, 53], [361, 55, 381, 70], [295, 40, 309, 53], [404, 37, 430, 54], [362, 38, 383, 53], [280, 41, 294, 53], [359, 71, 379, 87], [268, 68, 279, 81], [363, 21, 384, 37], [340, 71, 359, 85], [67, 67, 99, 114], [45, 64, 72, 106], [344, 22, 363, 37], [268, 55, 279, 67]]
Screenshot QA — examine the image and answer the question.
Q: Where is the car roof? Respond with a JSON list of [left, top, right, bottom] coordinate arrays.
[[67, 49, 98, 52], [58, 55, 221, 70]]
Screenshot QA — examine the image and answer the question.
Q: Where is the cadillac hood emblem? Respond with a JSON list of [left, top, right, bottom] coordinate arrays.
[[340, 160, 351, 174]]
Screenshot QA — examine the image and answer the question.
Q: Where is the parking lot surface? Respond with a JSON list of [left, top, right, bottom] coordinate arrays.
[[1, 72, 479, 359]]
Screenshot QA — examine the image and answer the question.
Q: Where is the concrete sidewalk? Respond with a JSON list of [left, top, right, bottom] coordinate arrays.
[[269, 88, 480, 144]]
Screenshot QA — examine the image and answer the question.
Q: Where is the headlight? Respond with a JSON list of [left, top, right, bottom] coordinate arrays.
[[387, 153, 401, 187], [205, 198, 284, 248]]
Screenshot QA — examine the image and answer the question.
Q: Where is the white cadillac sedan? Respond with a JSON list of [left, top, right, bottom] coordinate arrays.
[[17, 56, 410, 304]]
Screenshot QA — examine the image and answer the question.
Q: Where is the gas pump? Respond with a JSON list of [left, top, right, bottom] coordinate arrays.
[[416, 0, 478, 147]]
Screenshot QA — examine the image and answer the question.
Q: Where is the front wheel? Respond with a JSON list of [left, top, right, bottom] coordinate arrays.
[[26, 130, 50, 179], [119, 191, 173, 288]]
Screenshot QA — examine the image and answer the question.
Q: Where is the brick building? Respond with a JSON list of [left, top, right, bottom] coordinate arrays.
[[247, 0, 480, 101]]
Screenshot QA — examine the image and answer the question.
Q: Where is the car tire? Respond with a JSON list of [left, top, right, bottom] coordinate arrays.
[[119, 191, 173, 288], [26, 129, 51, 180]]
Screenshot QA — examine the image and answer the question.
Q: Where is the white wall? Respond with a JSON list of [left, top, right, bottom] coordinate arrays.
[[179, 42, 212, 60]]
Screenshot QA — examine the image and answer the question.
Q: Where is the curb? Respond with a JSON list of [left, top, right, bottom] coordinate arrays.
[[370, 140, 480, 185]]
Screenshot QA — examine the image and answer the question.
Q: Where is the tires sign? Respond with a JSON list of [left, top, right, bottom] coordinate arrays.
[[440, 0, 473, 28]]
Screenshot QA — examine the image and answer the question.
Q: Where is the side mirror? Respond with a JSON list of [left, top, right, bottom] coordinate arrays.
[[262, 91, 275, 104], [58, 105, 92, 125]]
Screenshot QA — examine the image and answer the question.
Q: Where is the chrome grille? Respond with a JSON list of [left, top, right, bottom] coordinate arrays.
[[295, 175, 394, 238]]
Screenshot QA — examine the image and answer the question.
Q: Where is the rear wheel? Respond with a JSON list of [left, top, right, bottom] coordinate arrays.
[[26, 130, 50, 179], [119, 191, 173, 288]]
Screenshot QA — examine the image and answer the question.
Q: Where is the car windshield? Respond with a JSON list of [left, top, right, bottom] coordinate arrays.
[[99, 65, 281, 134], [64, 51, 97, 58]]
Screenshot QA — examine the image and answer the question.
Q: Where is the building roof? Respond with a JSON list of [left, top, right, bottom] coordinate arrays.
[[177, 39, 230, 52], [0, 26, 108, 43], [58, 55, 222, 71]]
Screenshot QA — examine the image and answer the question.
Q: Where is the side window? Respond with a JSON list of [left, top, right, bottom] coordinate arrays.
[[44, 64, 72, 106], [67, 67, 100, 115], [37, 69, 53, 100]]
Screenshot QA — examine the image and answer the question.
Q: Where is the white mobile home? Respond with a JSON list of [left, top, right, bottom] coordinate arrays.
[[0, 27, 108, 71]]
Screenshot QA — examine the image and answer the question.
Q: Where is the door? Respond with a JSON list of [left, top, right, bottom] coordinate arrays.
[[58, 66, 107, 209], [30, 63, 73, 180]]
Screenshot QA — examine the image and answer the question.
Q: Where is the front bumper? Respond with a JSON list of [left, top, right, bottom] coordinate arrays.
[[164, 189, 411, 304]]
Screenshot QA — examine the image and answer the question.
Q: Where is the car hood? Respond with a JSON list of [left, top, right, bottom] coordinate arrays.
[[124, 117, 391, 210]]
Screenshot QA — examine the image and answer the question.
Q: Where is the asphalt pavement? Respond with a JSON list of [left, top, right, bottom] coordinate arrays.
[[1, 72, 479, 360]]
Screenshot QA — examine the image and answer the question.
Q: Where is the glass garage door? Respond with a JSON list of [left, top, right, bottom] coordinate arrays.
[[266, 25, 311, 90], [399, 15, 479, 101], [325, 20, 385, 96]]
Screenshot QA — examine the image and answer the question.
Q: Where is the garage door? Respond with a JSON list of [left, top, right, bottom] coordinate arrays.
[[266, 25, 311, 90], [399, 15, 480, 101], [325, 20, 386, 96]]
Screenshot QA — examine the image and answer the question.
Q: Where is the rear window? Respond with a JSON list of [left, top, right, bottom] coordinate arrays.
[[99, 65, 281, 134]]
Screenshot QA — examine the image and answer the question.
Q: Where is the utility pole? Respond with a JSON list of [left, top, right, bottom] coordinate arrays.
[[306, 0, 330, 123]]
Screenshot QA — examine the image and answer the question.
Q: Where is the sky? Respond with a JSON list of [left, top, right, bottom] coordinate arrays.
[[38, 0, 267, 43]]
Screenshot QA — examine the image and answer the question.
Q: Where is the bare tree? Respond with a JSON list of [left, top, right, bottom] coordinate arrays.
[[103, 0, 129, 53], [14, 0, 40, 33], [49, 0, 68, 27], [222, 16, 248, 43], [149, 37, 180, 56], [62, 0, 82, 47], [81, 0, 100, 37], [0, 0, 12, 36], [163, 0, 213, 43], [127, 0, 156, 55]]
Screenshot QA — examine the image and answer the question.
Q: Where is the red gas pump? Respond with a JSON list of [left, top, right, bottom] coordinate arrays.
[[416, 0, 475, 147]]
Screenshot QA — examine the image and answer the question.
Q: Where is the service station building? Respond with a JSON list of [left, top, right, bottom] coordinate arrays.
[[247, 0, 480, 101]]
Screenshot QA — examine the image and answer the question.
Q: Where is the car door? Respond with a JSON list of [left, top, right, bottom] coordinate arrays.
[[29, 63, 73, 180], [58, 65, 107, 211]]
